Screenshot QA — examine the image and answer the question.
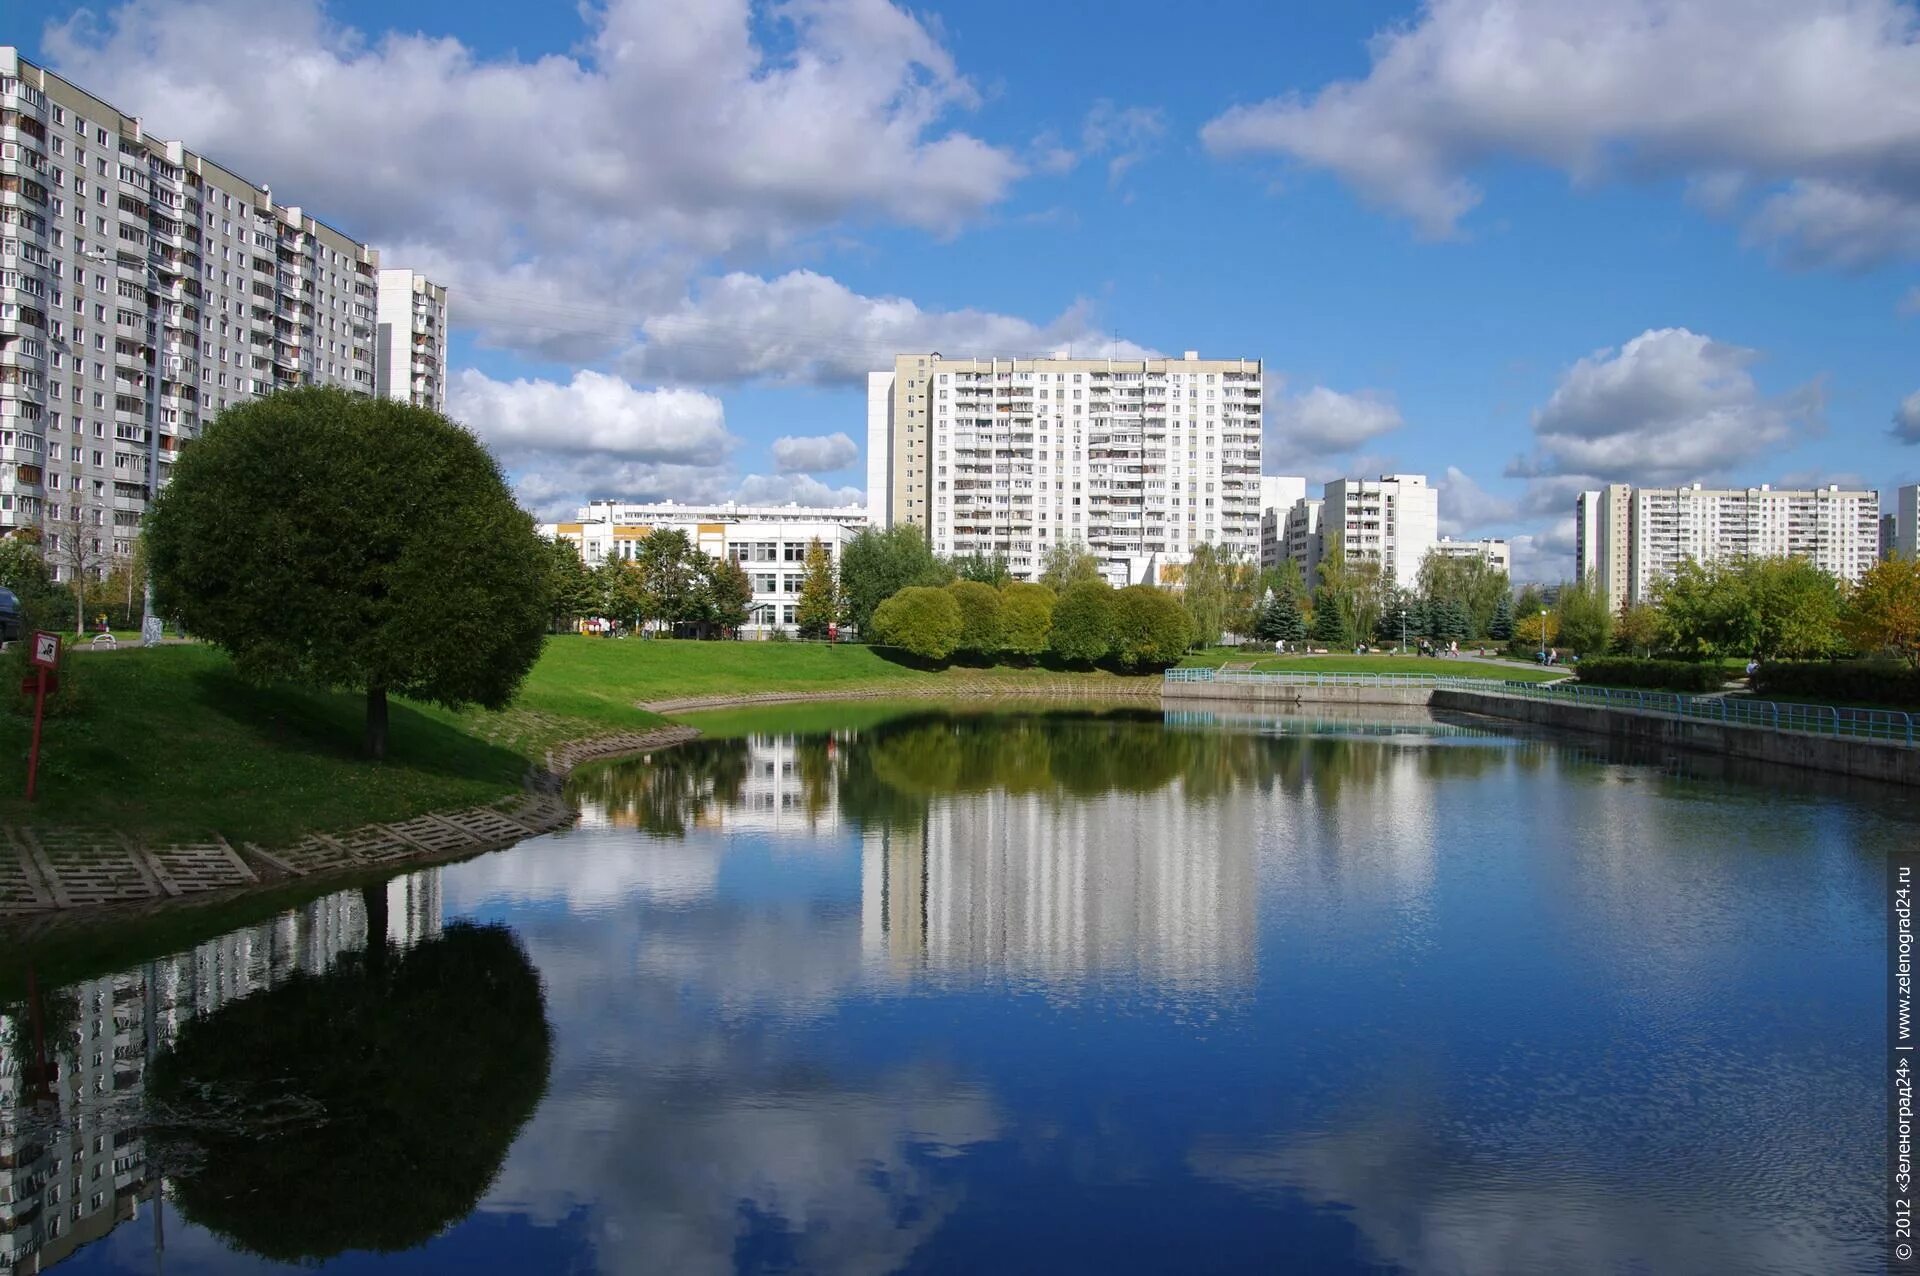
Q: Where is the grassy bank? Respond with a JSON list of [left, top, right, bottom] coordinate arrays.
[[0, 637, 1159, 843]]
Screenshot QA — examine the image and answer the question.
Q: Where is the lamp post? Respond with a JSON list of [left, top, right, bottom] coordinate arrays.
[[1540, 608, 1549, 663], [88, 248, 164, 647]]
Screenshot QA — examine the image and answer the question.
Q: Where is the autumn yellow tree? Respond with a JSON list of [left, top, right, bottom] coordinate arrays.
[[1842, 557, 1920, 666]]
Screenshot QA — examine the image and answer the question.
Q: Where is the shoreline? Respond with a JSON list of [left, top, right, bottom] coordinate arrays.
[[0, 681, 1165, 935], [0, 725, 701, 937]]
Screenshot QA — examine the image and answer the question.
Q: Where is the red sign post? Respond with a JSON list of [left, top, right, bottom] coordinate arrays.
[[24, 631, 59, 802]]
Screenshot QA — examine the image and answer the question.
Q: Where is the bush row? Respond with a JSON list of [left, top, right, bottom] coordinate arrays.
[[868, 579, 1190, 671], [1750, 660, 1920, 709], [1573, 657, 1730, 693]]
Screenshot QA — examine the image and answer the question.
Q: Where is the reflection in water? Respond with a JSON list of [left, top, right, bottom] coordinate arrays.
[[0, 874, 443, 1274], [1, 705, 1903, 1274]]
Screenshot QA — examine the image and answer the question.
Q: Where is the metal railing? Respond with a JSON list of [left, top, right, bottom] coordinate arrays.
[[1162, 666, 1919, 747]]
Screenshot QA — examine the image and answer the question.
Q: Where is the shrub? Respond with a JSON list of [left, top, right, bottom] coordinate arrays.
[[999, 582, 1055, 659], [869, 586, 962, 662], [1574, 657, 1728, 693], [1751, 659, 1920, 709], [945, 580, 1004, 657], [1107, 585, 1191, 672], [1049, 579, 1114, 665]]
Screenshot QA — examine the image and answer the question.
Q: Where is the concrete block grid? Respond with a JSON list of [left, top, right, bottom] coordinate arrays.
[[0, 725, 701, 924]]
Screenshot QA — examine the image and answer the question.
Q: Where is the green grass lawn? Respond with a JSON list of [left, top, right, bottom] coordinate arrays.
[[0, 637, 1161, 843]]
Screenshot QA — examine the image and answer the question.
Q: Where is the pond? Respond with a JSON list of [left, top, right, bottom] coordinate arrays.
[[0, 704, 1903, 1275]]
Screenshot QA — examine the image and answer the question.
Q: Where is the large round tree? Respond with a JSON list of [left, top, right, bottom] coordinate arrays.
[[146, 389, 549, 757]]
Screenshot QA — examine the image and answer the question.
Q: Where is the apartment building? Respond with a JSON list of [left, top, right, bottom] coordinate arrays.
[[866, 351, 1264, 586], [375, 268, 449, 413], [1280, 497, 1324, 582], [0, 50, 391, 574], [1896, 484, 1919, 560], [1325, 475, 1438, 591], [1257, 474, 1306, 570], [541, 499, 869, 634], [1432, 535, 1511, 576], [1577, 481, 1882, 605], [1576, 483, 1634, 611]]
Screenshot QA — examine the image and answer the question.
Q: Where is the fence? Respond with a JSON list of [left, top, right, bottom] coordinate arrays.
[[1162, 666, 1919, 747]]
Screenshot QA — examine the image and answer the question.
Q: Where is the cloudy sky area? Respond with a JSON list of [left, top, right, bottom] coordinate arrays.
[[18, 0, 1920, 580]]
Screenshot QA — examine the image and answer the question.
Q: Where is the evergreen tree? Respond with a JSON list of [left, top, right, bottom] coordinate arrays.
[[1274, 592, 1308, 643], [1310, 586, 1352, 647], [1375, 589, 1410, 647], [1488, 592, 1515, 641]]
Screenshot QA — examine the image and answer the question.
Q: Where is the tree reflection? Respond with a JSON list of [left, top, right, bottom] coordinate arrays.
[[568, 737, 752, 835], [144, 922, 552, 1264]]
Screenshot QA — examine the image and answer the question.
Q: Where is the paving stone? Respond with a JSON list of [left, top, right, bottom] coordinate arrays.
[[437, 806, 539, 844], [23, 828, 161, 908], [258, 833, 362, 877], [327, 825, 419, 866], [0, 827, 54, 914], [142, 838, 258, 895], [386, 814, 484, 856]]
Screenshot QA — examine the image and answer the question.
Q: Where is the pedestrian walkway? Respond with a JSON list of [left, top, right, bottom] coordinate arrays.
[[0, 725, 699, 923]]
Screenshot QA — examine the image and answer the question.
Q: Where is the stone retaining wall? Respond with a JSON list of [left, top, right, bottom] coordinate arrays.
[[1433, 689, 1920, 785]]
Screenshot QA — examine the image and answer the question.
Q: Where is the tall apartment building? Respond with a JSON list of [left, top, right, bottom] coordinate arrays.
[[1257, 474, 1306, 570], [1281, 498, 1324, 582], [540, 499, 869, 634], [1313, 474, 1438, 591], [1577, 481, 1882, 605], [375, 267, 448, 413], [866, 351, 1264, 586], [1576, 483, 1634, 611], [1, 50, 390, 574], [1897, 484, 1920, 560], [1432, 535, 1511, 576]]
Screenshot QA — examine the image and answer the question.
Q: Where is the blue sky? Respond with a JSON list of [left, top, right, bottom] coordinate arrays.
[[16, 0, 1920, 580]]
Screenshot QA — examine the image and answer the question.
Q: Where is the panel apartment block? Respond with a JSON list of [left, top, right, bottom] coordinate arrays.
[[375, 268, 449, 413], [866, 351, 1264, 585], [1578, 481, 1881, 606], [1, 49, 383, 570]]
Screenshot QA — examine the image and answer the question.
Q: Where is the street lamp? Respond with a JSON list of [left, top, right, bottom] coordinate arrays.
[[1540, 608, 1549, 663], [85, 248, 165, 647]]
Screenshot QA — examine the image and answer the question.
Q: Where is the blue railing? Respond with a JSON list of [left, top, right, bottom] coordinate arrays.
[[1162, 667, 1919, 746]]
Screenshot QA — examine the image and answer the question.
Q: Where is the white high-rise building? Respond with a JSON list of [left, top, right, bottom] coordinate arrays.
[[1896, 484, 1919, 560], [1282, 498, 1324, 583], [1295, 474, 1438, 591], [0, 50, 434, 576], [375, 268, 449, 413], [1257, 474, 1307, 570], [866, 351, 1264, 586], [1577, 481, 1882, 605], [1432, 535, 1511, 576]]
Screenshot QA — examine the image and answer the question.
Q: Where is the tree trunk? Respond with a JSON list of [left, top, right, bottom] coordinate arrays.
[[361, 883, 390, 975], [365, 684, 389, 760]]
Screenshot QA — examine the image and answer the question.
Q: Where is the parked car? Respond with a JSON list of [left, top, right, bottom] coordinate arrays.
[[0, 588, 20, 644]]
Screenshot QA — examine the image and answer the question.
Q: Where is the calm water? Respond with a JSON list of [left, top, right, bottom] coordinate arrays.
[[0, 705, 1906, 1275]]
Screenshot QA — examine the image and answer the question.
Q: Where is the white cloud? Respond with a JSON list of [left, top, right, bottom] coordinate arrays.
[[450, 370, 731, 465], [1082, 100, 1167, 187], [771, 433, 860, 474], [1895, 390, 1920, 443], [446, 369, 738, 518], [1512, 328, 1820, 484], [623, 269, 1154, 386], [733, 473, 868, 508], [1435, 466, 1516, 537], [1199, 0, 1920, 267], [42, 0, 1026, 358], [1265, 384, 1405, 471]]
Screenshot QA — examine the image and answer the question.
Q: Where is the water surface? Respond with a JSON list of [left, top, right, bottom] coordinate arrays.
[[0, 705, 1901, 1274]]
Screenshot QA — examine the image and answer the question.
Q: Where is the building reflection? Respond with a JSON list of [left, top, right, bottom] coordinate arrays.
[[0, 871, 442, 1274]]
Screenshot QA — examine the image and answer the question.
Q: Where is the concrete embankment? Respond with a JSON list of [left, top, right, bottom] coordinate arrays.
[[1160, 680, 1433, 709], [1432, 689, 1920, 785]]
